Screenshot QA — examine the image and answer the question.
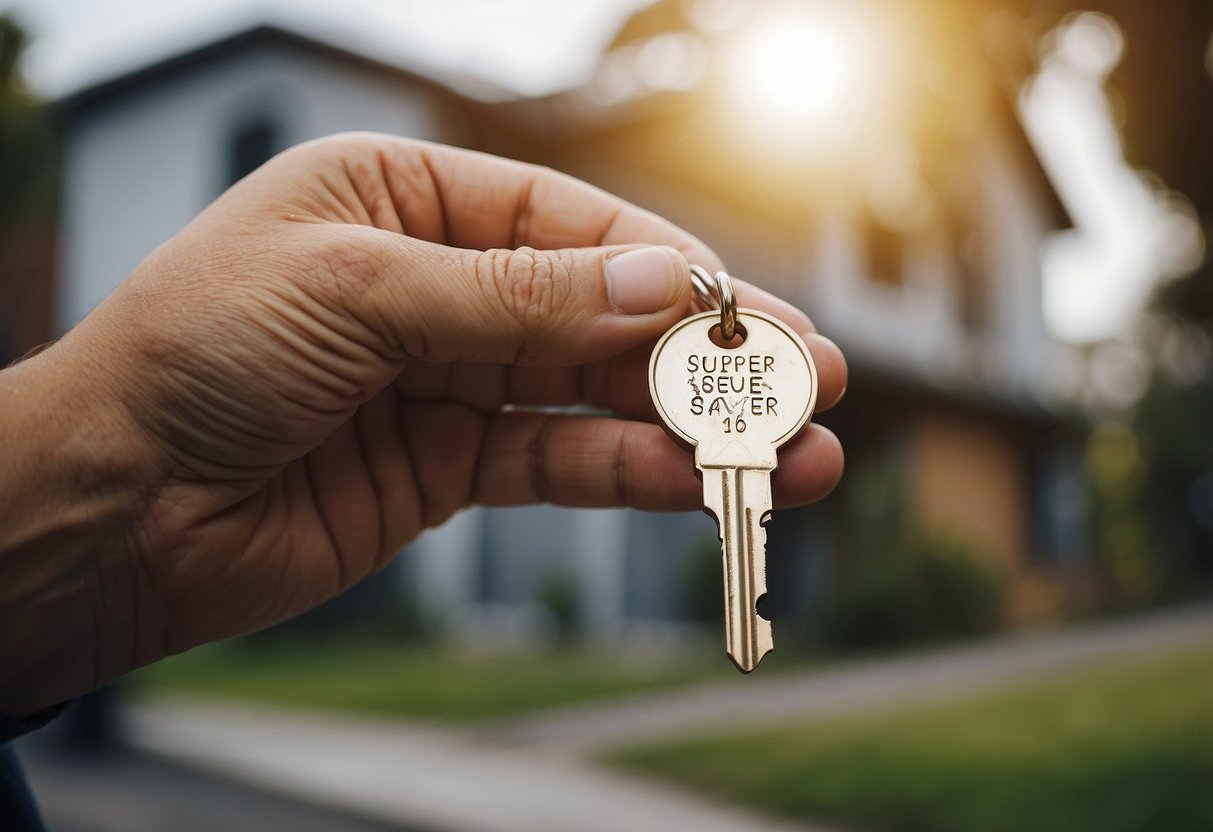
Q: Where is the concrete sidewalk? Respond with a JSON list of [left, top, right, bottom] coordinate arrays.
[[123, 699, 820, 832], [121, 603, 1212, 832]]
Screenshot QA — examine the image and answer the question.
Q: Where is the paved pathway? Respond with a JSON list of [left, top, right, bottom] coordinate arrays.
[[17, 736, 409, 832], [114, 603, 1210, 832], [122, 699, 819, 832], [490, 602, 1213, 753]]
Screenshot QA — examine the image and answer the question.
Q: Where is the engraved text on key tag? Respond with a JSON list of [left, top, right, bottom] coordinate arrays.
[[649, 309, 817, 671]]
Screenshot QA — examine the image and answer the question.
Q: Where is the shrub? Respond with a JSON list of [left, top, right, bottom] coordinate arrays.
[[821, 532, 1006, 649]]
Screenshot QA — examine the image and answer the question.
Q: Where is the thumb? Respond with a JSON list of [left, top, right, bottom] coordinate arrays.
[[355, 233, 693, 365]]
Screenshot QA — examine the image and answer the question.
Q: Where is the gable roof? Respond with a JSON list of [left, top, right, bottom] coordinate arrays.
[[56, 23, 505, 120]]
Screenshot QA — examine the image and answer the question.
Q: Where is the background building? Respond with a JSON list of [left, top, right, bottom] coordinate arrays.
[[55, 6, 1087, 648]]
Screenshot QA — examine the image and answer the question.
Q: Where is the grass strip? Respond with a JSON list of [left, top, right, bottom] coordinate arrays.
[[131, 639, 722, 722], [606, 644, 1213, 832]]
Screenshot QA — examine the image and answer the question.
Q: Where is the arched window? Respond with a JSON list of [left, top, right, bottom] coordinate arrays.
[[225, 116, 282, 186], [944, 182, 987, 331]]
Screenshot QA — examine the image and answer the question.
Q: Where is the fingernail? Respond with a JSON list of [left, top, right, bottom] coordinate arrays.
[[605, 247, 680, 315]]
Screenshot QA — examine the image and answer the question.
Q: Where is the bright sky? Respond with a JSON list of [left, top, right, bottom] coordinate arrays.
[[2, 0, 650, 99]]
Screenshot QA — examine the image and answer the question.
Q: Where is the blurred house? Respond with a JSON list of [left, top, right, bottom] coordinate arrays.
[[56, 4, 1088, 647], [515, 1, 1093, 629]]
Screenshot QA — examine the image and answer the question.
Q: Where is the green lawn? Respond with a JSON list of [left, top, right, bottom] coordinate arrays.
[[130, 639, 724, 722], [607, 645, 1213, 832]]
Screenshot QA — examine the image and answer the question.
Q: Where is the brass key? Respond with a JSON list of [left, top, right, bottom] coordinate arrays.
[[650, 274, 817, 672]]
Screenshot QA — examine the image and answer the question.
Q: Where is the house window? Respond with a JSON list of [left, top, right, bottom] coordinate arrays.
[[1030, 442, 1090, 574], [226, 116, 282, 186], [948, 197, 987, 330], [860, 211, 905, 287]]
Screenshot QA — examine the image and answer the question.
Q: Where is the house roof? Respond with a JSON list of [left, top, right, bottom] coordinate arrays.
[[55, 23, 507, 120]]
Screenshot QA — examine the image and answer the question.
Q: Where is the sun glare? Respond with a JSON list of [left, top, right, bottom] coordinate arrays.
[[722, 1, 881, 153]]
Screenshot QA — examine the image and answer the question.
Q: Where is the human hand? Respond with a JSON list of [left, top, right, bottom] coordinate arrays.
[[0, 133, 845, 713]]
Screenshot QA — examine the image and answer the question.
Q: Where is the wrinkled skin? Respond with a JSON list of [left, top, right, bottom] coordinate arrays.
[[0, 134, 846, 715]]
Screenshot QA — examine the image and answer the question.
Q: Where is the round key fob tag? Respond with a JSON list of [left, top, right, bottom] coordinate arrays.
[[649, 309, 817, 469]]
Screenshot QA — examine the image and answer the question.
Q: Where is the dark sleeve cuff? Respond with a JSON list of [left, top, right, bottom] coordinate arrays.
[[0, 702, 71, 744]]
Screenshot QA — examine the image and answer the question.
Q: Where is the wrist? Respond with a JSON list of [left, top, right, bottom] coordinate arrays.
[[0, 340, 167, 716]]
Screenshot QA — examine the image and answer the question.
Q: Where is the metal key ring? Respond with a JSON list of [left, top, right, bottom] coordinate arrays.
[[689, 264, 718, 312], [688, 265, 739, 341], [715, 269, 738, 341]]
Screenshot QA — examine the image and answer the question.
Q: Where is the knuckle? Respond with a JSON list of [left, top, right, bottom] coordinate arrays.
[[481, 247, 575, 331], [284, 131, 383, 163], [303, 231, 389, 307]]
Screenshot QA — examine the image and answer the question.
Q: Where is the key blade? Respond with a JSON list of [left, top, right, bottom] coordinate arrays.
[[702, 466, 774, 673]]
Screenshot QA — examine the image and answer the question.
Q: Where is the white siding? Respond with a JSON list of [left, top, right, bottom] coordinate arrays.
[[979, 132, 1057, 399], [58, 44, 451, 330]]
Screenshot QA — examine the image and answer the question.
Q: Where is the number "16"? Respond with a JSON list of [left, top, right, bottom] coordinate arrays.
[[722, 415, 747, 433]]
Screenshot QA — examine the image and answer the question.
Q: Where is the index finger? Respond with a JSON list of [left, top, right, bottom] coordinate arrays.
[[315, 133, 728, 273], [373, 139, 817, 330], [281, 133, 812, 335]]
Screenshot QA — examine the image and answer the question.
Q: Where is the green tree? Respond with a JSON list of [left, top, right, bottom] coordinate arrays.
[[0, 15, 58, 229], [1131, 265, 1211, 597]]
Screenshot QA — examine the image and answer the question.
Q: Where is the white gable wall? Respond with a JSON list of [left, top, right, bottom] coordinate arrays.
[[58, 44, 451, 330]]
